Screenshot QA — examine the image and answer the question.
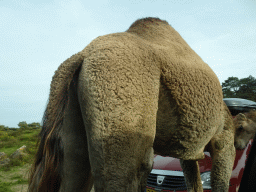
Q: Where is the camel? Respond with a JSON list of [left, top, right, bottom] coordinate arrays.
[[28, 17, 236, 192], [234, 110, 256, 149]]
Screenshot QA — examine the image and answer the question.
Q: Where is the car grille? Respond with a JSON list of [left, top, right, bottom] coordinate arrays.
[[147, 173, 187, 191]]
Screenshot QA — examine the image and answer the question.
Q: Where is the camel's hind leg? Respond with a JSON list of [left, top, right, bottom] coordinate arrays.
[[205, 106, 236, 192], [59, 75, 93, 192], [77, 114, 155, 192], [77, 68, 158, 191], [180, 160, 203, 192], [206, 131, 235, 192]]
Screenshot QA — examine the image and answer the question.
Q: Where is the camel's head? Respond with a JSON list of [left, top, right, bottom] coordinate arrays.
[[234, 111, 256, 149]]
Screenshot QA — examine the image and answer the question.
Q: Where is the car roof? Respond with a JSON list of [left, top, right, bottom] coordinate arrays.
[[223, 98, 256, 108], [223, 98, 256, 116]]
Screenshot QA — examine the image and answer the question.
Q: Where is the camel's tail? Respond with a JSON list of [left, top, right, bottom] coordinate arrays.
[[28, 53, 84, 192]]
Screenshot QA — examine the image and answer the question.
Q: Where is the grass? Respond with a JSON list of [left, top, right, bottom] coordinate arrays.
[[0, 123, 41, 192], [0, 123, 95, 192]]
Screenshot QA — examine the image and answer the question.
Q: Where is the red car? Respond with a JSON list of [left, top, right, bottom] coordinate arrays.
[[145, 98, 256, 192]]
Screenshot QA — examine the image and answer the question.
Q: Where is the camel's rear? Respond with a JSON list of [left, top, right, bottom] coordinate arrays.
[[77, 34, 161, 191]]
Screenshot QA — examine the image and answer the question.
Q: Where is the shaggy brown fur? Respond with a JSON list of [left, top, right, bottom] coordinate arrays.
[[234, 110, 256, 149], [29, 17, 236, 192]]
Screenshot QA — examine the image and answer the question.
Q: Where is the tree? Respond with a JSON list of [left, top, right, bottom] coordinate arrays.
[[222, 75, 256, 102], [236, 75, 256, 101], [28, 122, 41, 129], [222, 77, 240, 98], [18, 121, 28, 129]]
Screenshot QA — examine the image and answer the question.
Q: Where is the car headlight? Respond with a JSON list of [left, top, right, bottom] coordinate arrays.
[[201, 171, 211, 189]]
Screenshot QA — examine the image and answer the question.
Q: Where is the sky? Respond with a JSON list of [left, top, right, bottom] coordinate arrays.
[[1, 0, 256, 128]]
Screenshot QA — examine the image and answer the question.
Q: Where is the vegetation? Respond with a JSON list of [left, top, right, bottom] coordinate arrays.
[[0, 122, 41, 192], [222, 75, 256, 102]]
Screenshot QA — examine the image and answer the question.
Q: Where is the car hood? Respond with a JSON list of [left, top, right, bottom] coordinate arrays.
[[153, 152, 212, 172]]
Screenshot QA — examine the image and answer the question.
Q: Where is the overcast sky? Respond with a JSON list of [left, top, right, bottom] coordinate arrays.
[[1, 0, 256, 128]]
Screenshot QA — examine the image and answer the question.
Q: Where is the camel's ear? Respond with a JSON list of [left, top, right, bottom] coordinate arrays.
[[236, 113, 247, 121]]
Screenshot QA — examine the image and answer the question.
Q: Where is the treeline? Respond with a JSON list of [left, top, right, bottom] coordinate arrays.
[[0, 121, 41, 131], [222, 75, 256, 102]]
